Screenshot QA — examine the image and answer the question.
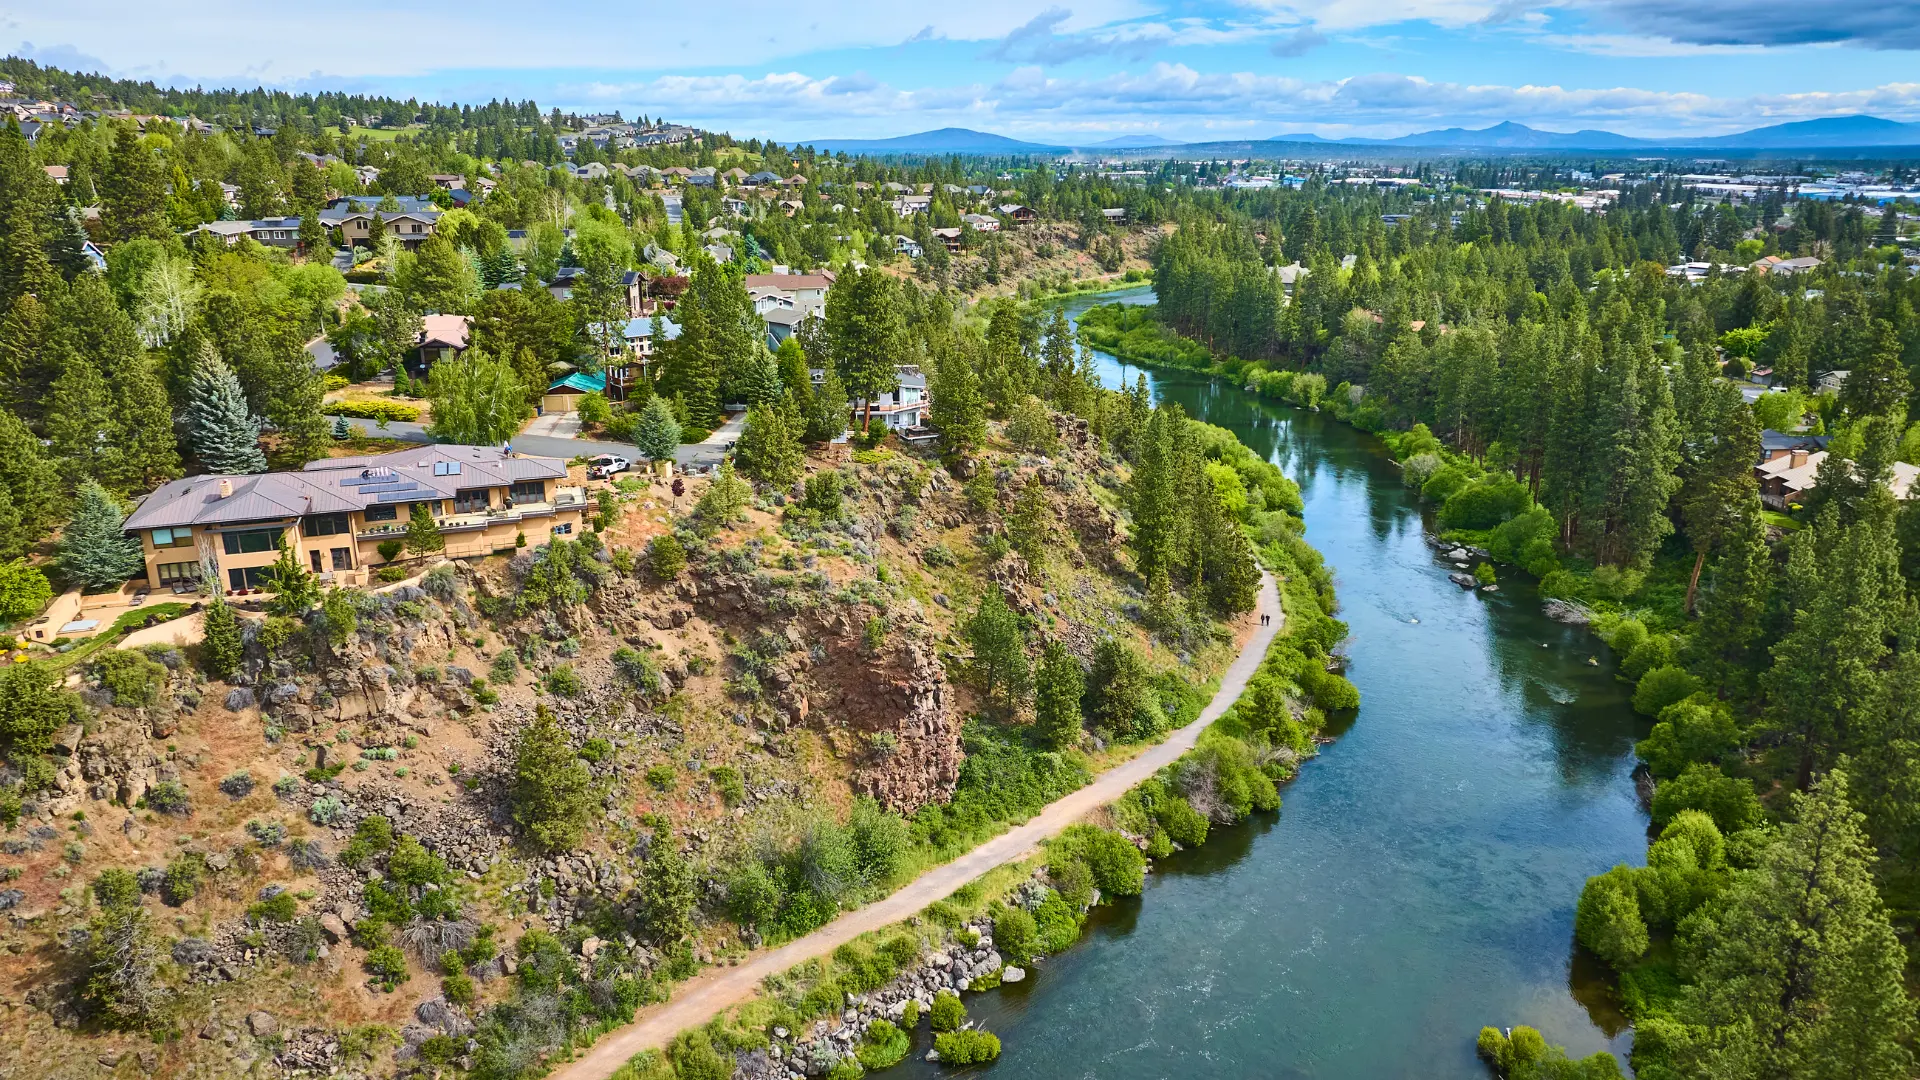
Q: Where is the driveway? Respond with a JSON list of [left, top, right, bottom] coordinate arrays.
[[548, 571, 1284, 1080]]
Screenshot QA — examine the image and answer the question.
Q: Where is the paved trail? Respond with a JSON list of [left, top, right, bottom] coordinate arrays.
[[552, 572, 1283, 1080]]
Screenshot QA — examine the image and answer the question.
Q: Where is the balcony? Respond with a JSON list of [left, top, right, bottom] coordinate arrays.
[[355, 488, 588, 539]]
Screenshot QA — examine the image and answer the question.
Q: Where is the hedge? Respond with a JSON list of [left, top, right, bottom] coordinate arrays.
[[323, 400, 421, 423]]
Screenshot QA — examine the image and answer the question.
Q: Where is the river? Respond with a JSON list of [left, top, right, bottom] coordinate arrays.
[[887, 285, 1649, 1079]]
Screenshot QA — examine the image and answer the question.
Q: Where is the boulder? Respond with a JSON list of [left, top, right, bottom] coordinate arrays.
[[1002, 966, 1026, 983], [246, 1011, 279, 1038]]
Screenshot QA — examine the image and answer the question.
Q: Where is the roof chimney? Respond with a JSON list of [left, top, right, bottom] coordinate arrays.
[[217, 479, 233, 499], [1789, 449, 1808, 470]]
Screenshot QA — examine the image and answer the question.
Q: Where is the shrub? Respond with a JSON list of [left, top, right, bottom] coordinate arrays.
[[219, 771, 255, 798], [856, 1019, 910, 1070], [1574, 866, 1648, 969], [1632, 666, 1702, 717], [442, 970, 475, 1006], [91, 650, 167, 708], [933, 1029, 1001, 1065], [929, 990, 965, 1033], [1157, 797, 1209, 848], [611, 646, 665, 697], [309, 795, 345, 825], [1055, 824, 1146, 897], [323, 399, 420, 423], [1437, 474, 1531, 530], [249, 891, 299, 923], [365, 943, 410, 990], [648, 534, 687, 580], [992, 905, 1038, 962], [1651, 764, 1763, 833], [161, 855, 202, 905], [646, 764, 676, 790], [144, 780, 191, 815], [1034, 889, 1080, 953], [710, 766, 745, 806], [376, 539, 404, 562], [545, 664, 584, 697]]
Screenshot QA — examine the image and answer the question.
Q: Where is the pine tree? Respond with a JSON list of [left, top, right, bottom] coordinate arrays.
[[965, 590, 1029, 705], [1129, 407, 1179, 584], [1673, 771, 1914, 1080], [404, 503, 445, 556], [200, 594, 243, 679], [805, 363, 849, 444], [182, 346, 266, 474], [1685, 500, 1773, 702], [57, 481, 144, 591], [261, 539, 320, 615], [1033, 641, 1085, 750], [0, 558, 50, 623], [99, 128, 171, 244], [928, 339, 986, 460], [1764, 479, 1906, 789], [510, 705, 594, 852], [774, 336, 813, 412], [826, 267, 904, 431], [733, 402, 802, 489], [44, 275, 179, 493], [0, 292, 54, 421], [692, 459, 751, 534], [637, 845, 697, 945], [0, 409, 59, 554], [405, 232, 475, 314], [1678, 393, 1760, 612], [630, 395, 682, 461], [1007, 476, 1051, 565]]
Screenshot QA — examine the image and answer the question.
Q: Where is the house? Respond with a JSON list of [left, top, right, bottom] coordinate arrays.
[[743, 170, 782, 187], [1756, 449, 1919, 510], [1758, 430, 1828, 463], [1756, 255, 1823, 276], [997, 203, 1035, 224], [742, 272, 833, 315], [762, 306, 814, 351], [542, 371, 607, 415], [962, 213, 999, 232], [817, 364, 928, 431], [722, 167, 748, 184], [408, 315, 472, 380], [42, 164, 66, 184], [777, 174, 808, 188], [1100, 207, 1126, 222], [1818, 370, 1850, 394], [931, 227, 963, 253], [121, 445, 587, 591], [189, 217, 303, 249], [722, 196, 748, 216], [894, 235, 924, 259], [582, 316, 682, 397], [704, 243, 734, 263], [319, 202, 442, 250], [546, 268, 646, 317], [429, 173, 467, 192], [892, 195, 932, 216]]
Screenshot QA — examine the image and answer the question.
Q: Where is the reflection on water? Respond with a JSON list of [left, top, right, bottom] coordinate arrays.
[[878, 288, 1647, 1079]]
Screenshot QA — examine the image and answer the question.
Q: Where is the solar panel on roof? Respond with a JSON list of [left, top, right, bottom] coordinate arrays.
[[360, 483, 419, 495], [375, 491, 424, 503]]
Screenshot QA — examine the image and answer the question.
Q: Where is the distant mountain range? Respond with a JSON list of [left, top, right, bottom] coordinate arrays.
[[798, 116, 1920, 156]]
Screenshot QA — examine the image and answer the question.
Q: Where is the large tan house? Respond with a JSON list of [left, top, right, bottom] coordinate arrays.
[[121, 446, 586, 593]]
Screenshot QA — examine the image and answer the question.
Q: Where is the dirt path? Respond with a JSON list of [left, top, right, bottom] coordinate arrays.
[[551, 571, 1283, 1080]]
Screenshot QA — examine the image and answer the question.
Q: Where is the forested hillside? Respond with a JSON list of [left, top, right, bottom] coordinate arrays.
[[1099, 183, 1920, 1078]]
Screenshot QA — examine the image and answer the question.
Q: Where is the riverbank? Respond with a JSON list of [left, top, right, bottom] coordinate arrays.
[[550, 574, 1287, 1080]]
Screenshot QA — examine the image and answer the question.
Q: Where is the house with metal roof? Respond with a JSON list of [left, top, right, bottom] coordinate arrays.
[[188, 218, 304, 249], [121, 445, 585, 594]]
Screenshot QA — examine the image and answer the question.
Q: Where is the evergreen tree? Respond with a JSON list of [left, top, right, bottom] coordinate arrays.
[[200, 594, 243, 679], [804, 363, 849, 444], [1129, 407, 1180, 584], [1685, 501, 1773, 702], [1678, 394, 1760, 612], [1763, 472, 1906, 788], [1671, 771, 1913, 1080], [630, 395, 682, 461], [733, 402, 802, 489], [966, 589, 1030, 705], [510, 705, 594, 852], [928, 337, 986, 460], [405, 232, 477, 314], [425, 348, 528, 445], [0, 558, 50, 623], [692, 459, 750, 534], [404, 503, 445, 556], [826, 267, 904, 431], [57, 481, 144, 591], [99, 127, 171, 243], [1007, 476, 1051, 565], [0, 410, 60, 555], [44, 275, 179, 493], [261, 539, 319, 615], [182, 346, 266, 474], [1033, 641, 1085, 750], [638, 845, 698, 945], [774, 336, 813, 412]]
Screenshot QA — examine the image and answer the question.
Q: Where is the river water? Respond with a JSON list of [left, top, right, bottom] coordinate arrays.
[[886, 286, 1648, 1079]]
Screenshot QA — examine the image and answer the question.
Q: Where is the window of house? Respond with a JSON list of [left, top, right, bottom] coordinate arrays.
[[552, 522, 573, 536], [308, 548, 323, 573], [303, 513, 351, 537], [155, 561, 200, 585], [220, 528, 282, 555], [363, 505, 397, 523], [454, 489, 489, 514], [330, 547, 352, 571], [149, 527, 193, 548], [227, 566, 271, 590], [510, 481, 546, 503]]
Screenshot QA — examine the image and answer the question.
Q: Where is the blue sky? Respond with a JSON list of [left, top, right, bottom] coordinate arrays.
[[8, 1, 1920, 142]]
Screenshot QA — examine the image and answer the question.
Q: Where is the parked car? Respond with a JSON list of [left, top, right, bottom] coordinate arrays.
[[587, 454, 631, 479]]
